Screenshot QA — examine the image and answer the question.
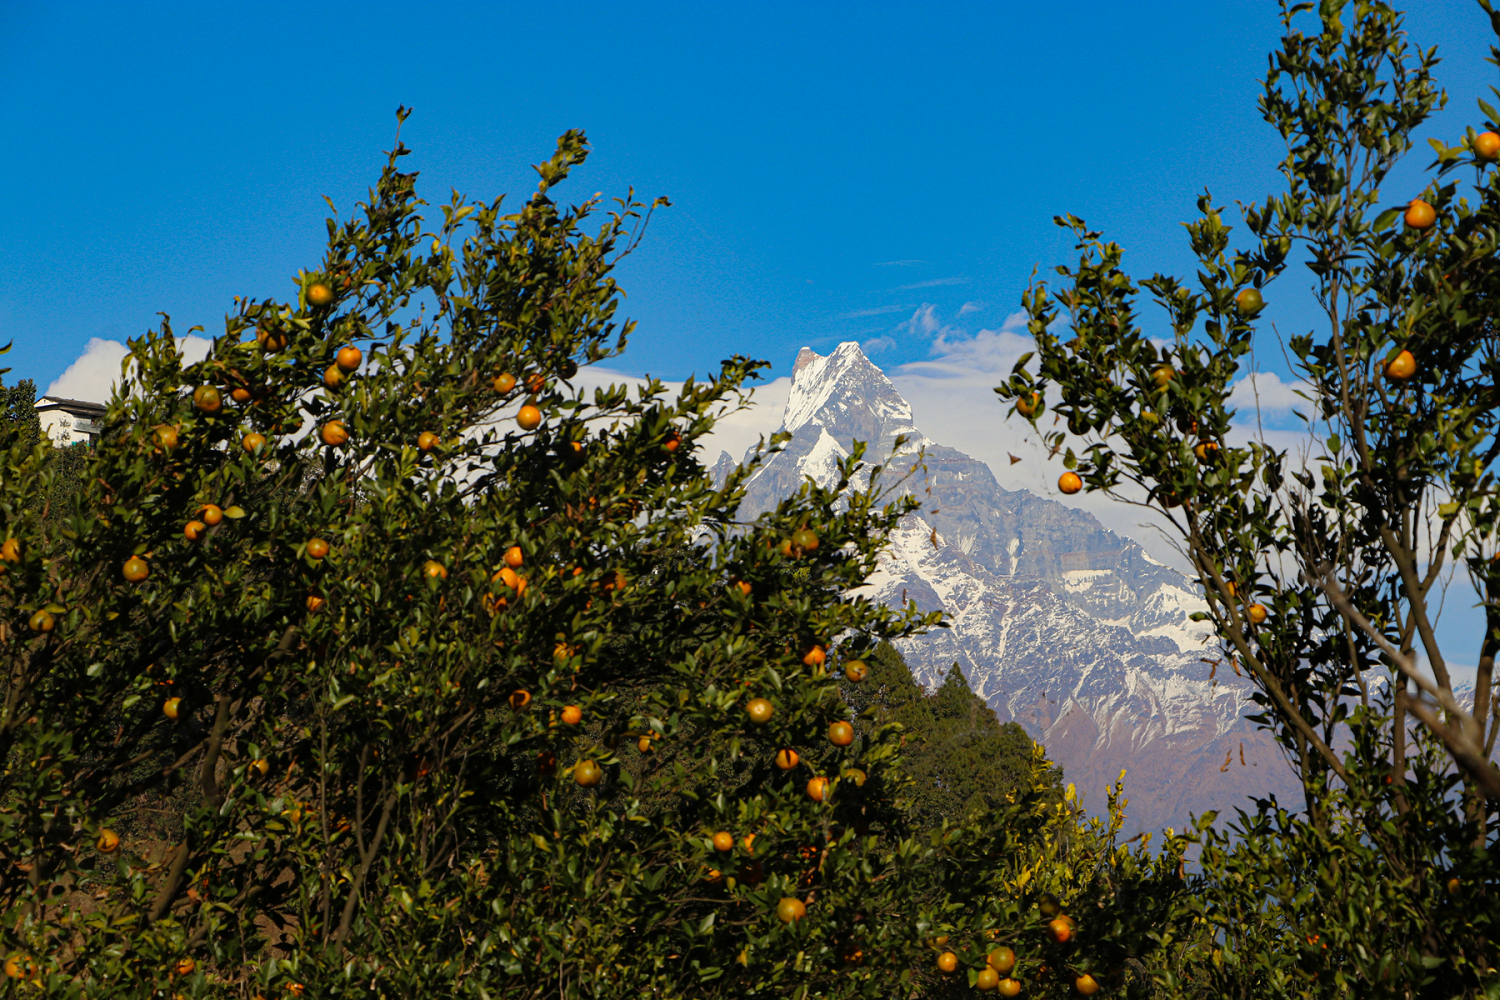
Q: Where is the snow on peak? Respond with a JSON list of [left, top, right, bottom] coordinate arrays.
[[781, 342, 917, 439]]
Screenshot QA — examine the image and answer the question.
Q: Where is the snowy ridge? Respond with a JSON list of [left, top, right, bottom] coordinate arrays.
[[733, 343, 1303, 834]]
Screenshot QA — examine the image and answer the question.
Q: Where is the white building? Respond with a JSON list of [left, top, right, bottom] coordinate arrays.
[[35, 396, 106, 446]]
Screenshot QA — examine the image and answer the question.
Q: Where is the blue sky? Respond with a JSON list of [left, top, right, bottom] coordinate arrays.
[[5, 0, 1497, 395]]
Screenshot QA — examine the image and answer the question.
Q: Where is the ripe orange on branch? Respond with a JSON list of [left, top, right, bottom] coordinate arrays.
[[163, 697, 183, 720], [335, 345, 362, 372], [775, 748, 800, 771], [712, 831, 734, 852], [184, 520, 207, 541], [28, 610, 54, 633], [1236, 287, 1265, 313], [1048, 915, 1075, 944], [123, 556, 150, 583], [242, 433, 267, 455], [306, 538, 330, 560], [997, 979, 1022, 997], [936, 951, 958, 973], [802, 644, 826, 668], [192, 386, 222, 413], [806, 776, 829, 802], [492, 372, 517, 393], [321, 421, 349, 446], [1384, 349, 1416, 382], [746, 698, 774, 725], [199, 504, 223, 526], [987, 947, 1016, 974], [517, 405, 542, 431], [307, 283, 335, 308], [96, 829, 120, 853], [1405, 198, 1436, 230], [560, 705, 582, 725], [828, 721, 854, 747], [1476, 130, 1500, 160], [976, 968, 1000, 991], [775, 897, 806, 923], [1058, 472, 1083, 495], [1016, 392, 1041, 417], [574, 760, 603, 787], [1075, 974, 1100, 996], [417, 431, 438, 451], [843, 659, 868, 682], [1246, 603, 1268, 624]]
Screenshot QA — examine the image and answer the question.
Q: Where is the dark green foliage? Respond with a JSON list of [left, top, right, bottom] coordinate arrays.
[[844, 644, 1051, 832]]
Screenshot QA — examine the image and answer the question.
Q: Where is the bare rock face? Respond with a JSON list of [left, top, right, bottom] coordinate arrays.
[[732, 342, 1302, 834]]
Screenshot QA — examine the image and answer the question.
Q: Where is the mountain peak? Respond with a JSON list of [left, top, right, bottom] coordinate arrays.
[[781, 342, 919, 443]]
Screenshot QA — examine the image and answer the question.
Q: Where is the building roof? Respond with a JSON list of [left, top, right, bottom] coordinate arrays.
[[36, 396, 107, 416]]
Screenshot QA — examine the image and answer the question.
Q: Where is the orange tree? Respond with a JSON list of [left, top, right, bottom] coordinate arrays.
[[0, 114, 1186, 998], [999, 1, 1499, 995]]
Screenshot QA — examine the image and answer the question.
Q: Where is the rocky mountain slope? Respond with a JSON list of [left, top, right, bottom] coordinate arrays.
[[731, 342, 1302, 835]]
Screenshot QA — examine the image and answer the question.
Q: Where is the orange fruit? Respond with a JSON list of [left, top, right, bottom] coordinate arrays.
[[1152, 365, 1175, 390], [775, 748, 800, 771], [776, 897, 806, 923], [335, 345, 362, 372], [422, 560, 448, 581], [987, 947, 1016, 974], [306, 538, 330, 560], [96, 829, 120, 853], [230, 386, 252, 404], [663, 431, 681, 452], [242, 432, 267, 455], [574, 760, 603, 787], [998, 979, 1022, 997], [806, 776, 830, 802], [560, 704, 582, 725], [526, 372, 547, 394], [792, 528, 819, 552], [1194, 441, 1219, 463], [536, 750, 557, 775], [1016, 392, 1041, 418], [1476, 131, 1500, 160], [5, 954, 36, 979], [1039, 894, 1062, 917], [174, 957, 196, 976], [505, 545, 524, 568], [199, 504, 223, 526], [305, 594, 326, 613], [324, 365, 345, 389], [746, 698, 774, 725], [184, 520, 207, 541], [417, 431, 439, 451], [493, 372, 517, 393], [637, 735, 654, 753], [828, 721, 854, 747], [842, 767, 866, 787], [1448, 876, 1461, 894], [153, 424, 179, 450], [1047, 916, 1074, 944], [28, 610, 54, 633], [163, 697, 183, 720], [937, 951, 958, 973], [1075, 974, 1100, 996], [733, 579, 753, 597], [517, 404, 542, 431], [1058, 472, 1083, 495], [1246, 603, 1268, 624], [192, 386, 222, 413], [252, 758, 269, 776], [712, 831, 734, 852], [976, 967, 1000, 991], [1384, 349, 1416, 382], [257, 327, 288, 352], [1405, 199, 1436, 230], [123, 556, 150, 582], [307, 283, 334, 307], [802, 644, 826, 668], [1236, 287, 1264, 313], [509, 690, 532, 711], [0, 538, 20, 563], [320, 421, 349, 446], [843, 659, 868, 682]]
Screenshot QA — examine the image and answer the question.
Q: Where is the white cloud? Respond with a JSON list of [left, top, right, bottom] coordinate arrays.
[[841, 304, 911, 319], [896, 276, 969, 290], [873, 259, 926, 267], [1228, 371, 1312, 414], [957, 301, 986, 317], [863, 336, 897, 355], [46, 336, 212, 402]]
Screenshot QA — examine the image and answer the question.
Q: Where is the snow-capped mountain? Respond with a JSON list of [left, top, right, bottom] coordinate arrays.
[[734, 342, 1302, 835]]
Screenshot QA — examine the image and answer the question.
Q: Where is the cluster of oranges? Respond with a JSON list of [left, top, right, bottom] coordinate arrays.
[[932, 895, 1096, 994]]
